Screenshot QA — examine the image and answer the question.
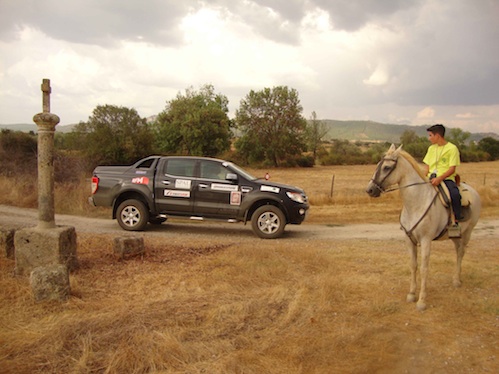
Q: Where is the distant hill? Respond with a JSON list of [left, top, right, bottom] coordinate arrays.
[[0, 123, 76, 133], [320, 120, 499, 143], [2, 120, 497, 142]]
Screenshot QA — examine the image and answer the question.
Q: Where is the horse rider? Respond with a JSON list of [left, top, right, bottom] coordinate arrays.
[[422, 124, 463, 225]]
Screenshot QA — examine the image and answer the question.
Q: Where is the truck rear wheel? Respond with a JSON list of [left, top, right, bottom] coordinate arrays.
[[117, 199, 149, 231], [251, 205, 286, 239]]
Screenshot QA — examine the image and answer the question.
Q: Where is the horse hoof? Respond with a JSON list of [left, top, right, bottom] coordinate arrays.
[[406, 294, 417, 303], [416, 302, 426, 311]]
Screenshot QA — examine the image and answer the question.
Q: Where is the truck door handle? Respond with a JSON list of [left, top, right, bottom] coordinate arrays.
[[162, 181, 171, 185], [199, 183, 209, 188]]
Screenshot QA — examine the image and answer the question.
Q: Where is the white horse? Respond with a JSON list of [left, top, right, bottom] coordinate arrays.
[[366, 144, 481, 311]]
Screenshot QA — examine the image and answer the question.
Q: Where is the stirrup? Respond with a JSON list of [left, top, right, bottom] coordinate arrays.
[[448, 223, 461, 238]]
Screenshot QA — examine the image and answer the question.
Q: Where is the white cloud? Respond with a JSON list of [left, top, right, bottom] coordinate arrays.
[[363, 65, 389, 86], [456, 112, 475, 119], [417, 107, 436, 119]]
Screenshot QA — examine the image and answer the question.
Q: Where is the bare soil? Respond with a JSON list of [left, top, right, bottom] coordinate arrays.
[[1, 204, 498, 240]]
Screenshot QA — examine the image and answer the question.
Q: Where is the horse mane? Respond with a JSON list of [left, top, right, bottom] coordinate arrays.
[[386, 147, 428, 180]]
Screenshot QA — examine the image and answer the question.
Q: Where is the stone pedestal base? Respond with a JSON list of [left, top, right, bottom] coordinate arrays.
[[30, 264, 70, 302], [1, 228, 15, 259], [14, 226, 78, 276], [114, 237, 144, 260]]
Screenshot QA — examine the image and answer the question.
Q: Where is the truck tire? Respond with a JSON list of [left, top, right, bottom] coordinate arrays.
[[251, 205, 286, 239], [117, 199, 149, 231]]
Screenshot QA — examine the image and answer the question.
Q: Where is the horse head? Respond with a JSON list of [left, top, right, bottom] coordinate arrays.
[[366, 144, 403, 197]]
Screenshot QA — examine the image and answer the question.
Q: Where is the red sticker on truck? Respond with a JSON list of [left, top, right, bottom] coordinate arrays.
[[132, 177, 149, 185]]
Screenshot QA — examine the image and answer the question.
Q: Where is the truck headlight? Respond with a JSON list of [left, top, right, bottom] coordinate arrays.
[[286, 191, 306, 203]]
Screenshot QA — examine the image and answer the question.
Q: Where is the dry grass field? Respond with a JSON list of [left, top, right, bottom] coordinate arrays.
[[1, 160, 498, 373]]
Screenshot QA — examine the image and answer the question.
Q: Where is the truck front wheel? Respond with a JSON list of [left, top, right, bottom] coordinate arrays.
[[251, 205, 286, 239], [117, 199, 149, 231]]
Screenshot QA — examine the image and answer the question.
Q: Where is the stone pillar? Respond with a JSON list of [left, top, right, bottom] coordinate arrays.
[[33, 79, 59, 229], [14, 79, 79, 296]]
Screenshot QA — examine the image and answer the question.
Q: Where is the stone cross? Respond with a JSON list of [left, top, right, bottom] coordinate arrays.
[[42, 79, 51, 113], [33, 79, 60, 229], [13, 79, 78, 297]]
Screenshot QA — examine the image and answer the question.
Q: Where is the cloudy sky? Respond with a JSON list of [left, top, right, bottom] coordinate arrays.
[[1, 0, 498, 134]]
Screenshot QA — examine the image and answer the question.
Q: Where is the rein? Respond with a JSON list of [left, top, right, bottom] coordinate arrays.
[[369, 157, 430, 194], [371, 155, 441, 245], [400, 192, 439, 245], [379, 181, 430, 193]]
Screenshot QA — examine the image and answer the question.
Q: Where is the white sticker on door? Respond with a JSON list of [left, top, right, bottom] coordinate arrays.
[[164, 189, 190, 198], [211, 183, 239, 192], [175, 179, 191, 189]]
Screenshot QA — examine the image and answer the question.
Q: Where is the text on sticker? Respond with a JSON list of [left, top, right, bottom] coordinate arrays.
[[132, 177, 149, 185], [175, 179, 191, 189], [164, 190, 191, 198], [261, 185, 280, 193]]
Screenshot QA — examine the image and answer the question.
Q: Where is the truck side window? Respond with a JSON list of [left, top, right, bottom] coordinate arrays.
[[136, 158, 155, 169], [164, 159, 196, 177], [200, 161, 226, 180]]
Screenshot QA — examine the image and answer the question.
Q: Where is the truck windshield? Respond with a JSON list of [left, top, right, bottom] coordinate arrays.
[[226, 163, 256, 181]]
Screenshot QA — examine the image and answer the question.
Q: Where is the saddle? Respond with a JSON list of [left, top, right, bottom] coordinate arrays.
[[435, 175, 471, 217]]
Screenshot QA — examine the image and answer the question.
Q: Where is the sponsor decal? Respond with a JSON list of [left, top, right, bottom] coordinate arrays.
[[261, 185, 280, 193], [230, 191, 242, 205], [211, 183, 239, 192], [175, 179, 191, 189], [131, 176, 149, 185], [135, 170, 147, 175], [164, 189, 190, 198]]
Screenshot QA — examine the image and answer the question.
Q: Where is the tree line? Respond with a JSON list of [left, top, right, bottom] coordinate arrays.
[[2, 84, 499, 178]]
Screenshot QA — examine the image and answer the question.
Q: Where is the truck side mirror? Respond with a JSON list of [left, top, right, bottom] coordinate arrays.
[[226, 173, 238, 182]]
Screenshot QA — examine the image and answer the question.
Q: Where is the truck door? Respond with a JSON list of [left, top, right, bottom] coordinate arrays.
[[192, 160, 241, 218], [154, 158, 197, 215]]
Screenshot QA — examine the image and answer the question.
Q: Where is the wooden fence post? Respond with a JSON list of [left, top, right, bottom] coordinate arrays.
[[330, 175, 335, 198]]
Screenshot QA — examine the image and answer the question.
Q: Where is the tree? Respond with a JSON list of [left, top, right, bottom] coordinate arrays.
[[399, 130, 429, 160], [0, 129, 37, 176], [478, 137, 499, 160], [319, 139, 370, 165], [234, 86, 307, 166], [73, 105, 154, 166], [400, 130, 420, 146], [154, 85, 232, 157], [447, 127, 471, 150], [306, 111, 329, 160]]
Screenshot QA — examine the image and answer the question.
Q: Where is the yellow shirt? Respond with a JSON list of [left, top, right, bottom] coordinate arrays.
[[423, 142, 460, 182]]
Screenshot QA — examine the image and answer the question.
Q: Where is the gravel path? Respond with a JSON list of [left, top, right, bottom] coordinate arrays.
[[1, 204, 497, 241]]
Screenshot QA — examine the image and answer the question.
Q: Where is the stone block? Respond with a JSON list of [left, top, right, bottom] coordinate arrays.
[[14, 226, 78, 276], [113, 237, 144, 260], [30, 264, 70, 302], [0, 228, 15, 259]]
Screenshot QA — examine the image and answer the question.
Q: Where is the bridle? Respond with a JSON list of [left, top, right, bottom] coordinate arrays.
[[370, 155, 445, 245], [370, 156, 429, 194]]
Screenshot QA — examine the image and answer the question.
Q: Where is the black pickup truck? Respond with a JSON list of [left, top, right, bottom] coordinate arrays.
[[89, 156, 309, 238]]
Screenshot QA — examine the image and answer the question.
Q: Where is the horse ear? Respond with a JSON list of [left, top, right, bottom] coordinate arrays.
[[395, 144, 403, 154], [387, 144, 396, 153]]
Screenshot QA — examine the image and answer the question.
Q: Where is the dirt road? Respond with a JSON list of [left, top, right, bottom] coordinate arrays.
[[1, 204, 497, 241]]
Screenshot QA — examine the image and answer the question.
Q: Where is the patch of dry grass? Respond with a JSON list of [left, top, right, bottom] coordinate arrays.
[[1, 234, 498, 373]]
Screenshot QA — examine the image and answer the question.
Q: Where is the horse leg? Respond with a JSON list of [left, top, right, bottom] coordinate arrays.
[[406, 238, 418, 303], [452, 228, 471, 287], [416, 238, 432, 311]]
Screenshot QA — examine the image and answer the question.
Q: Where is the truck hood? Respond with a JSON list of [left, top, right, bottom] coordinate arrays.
[[257, 179, 306, 194]]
